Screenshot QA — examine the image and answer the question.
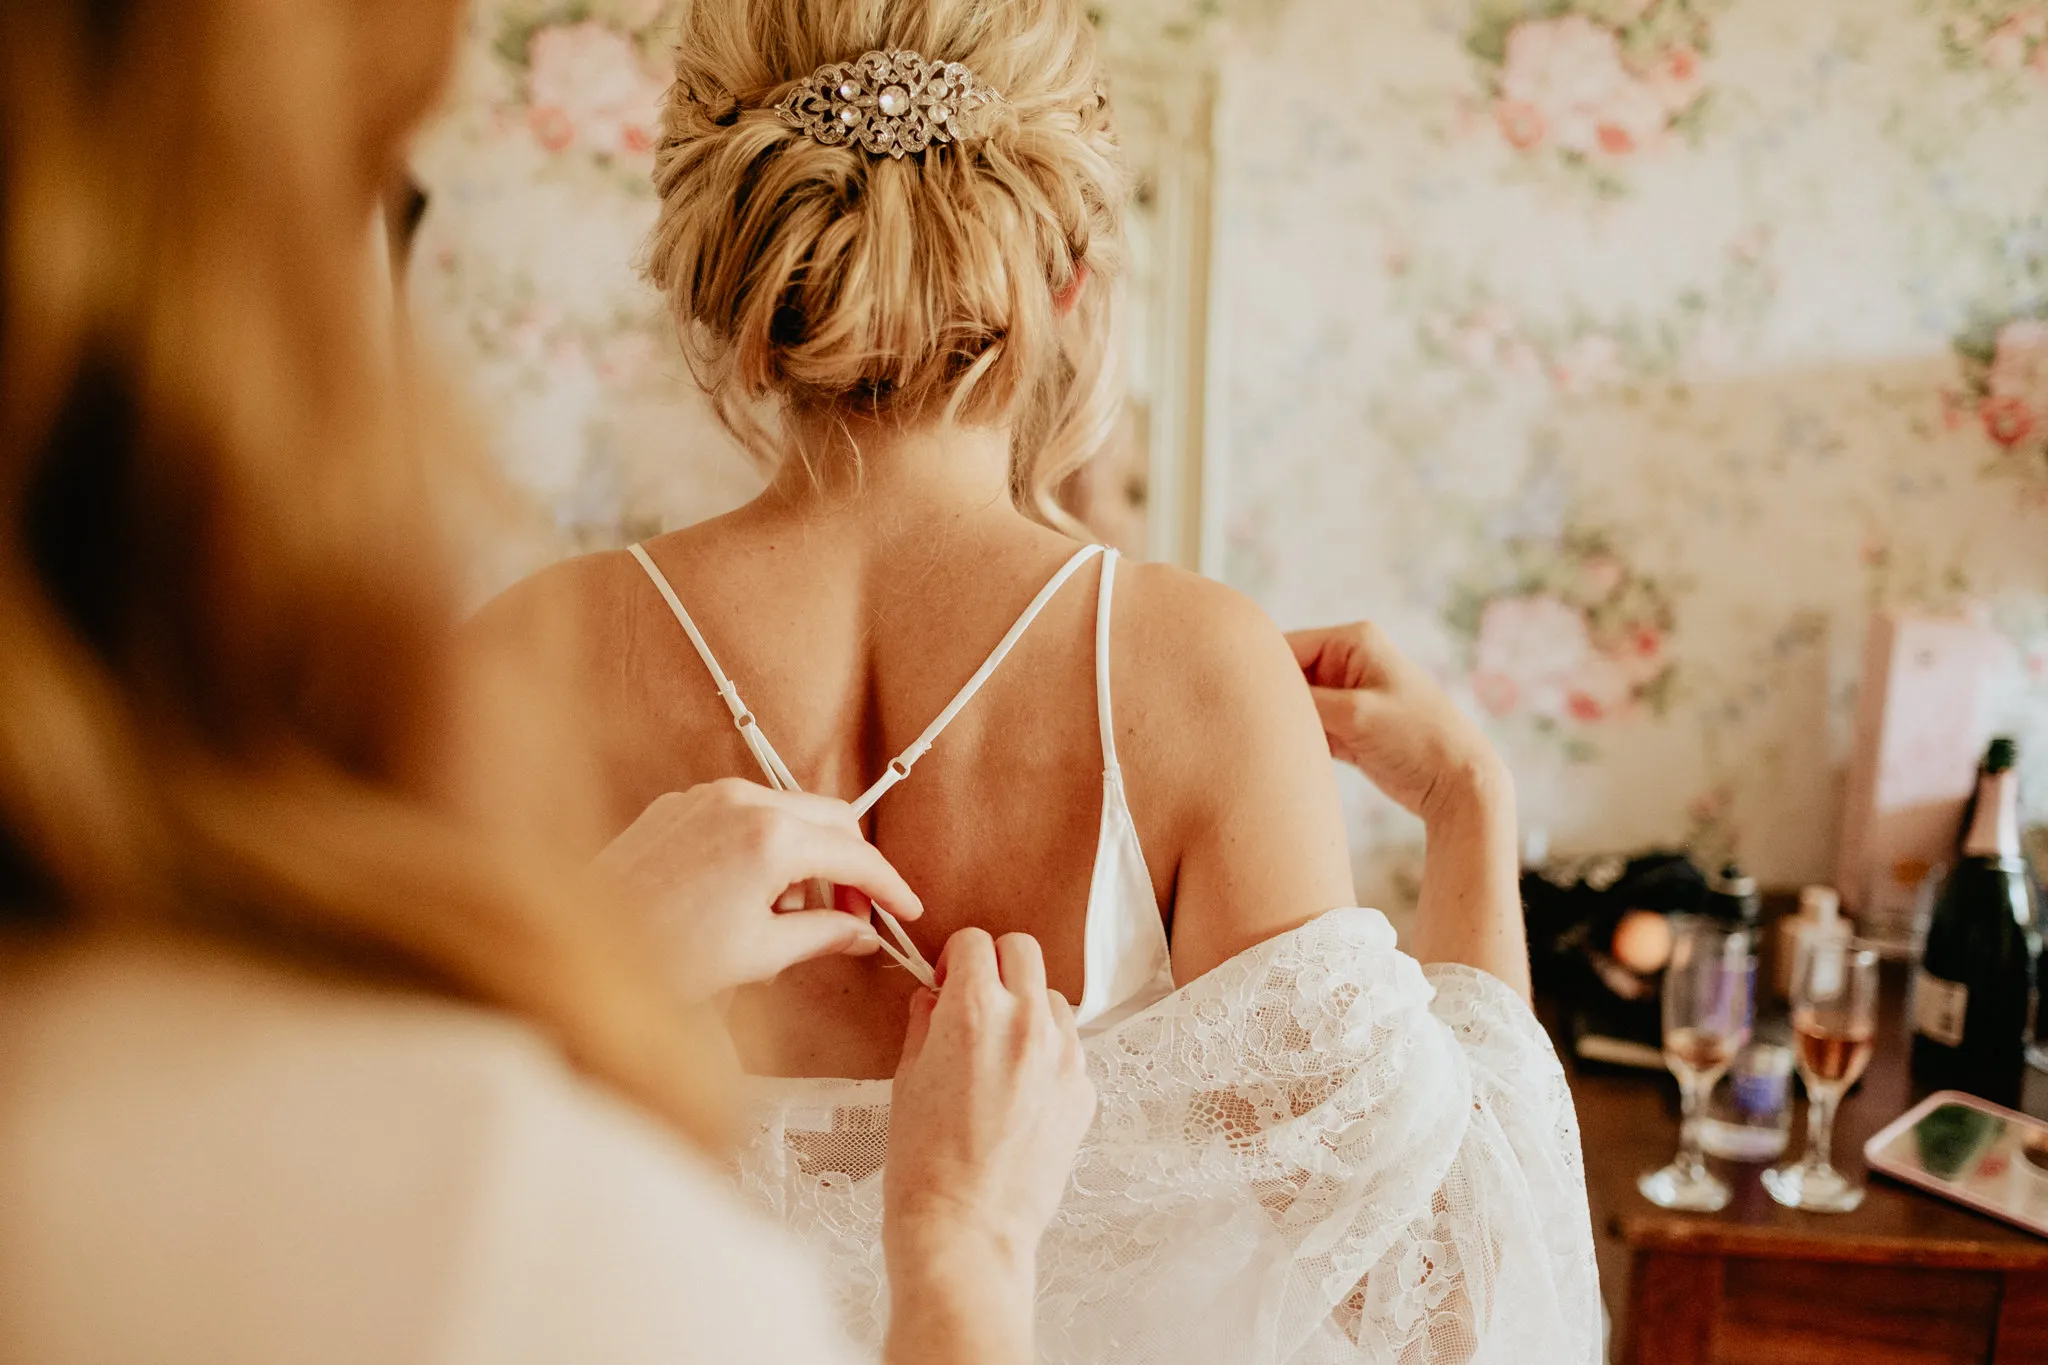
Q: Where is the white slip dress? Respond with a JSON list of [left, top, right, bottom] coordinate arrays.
[[628, 543, 1601, 1365]]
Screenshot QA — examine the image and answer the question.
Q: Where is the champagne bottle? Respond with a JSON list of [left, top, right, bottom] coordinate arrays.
[[1911, 737, 2040, 1106]]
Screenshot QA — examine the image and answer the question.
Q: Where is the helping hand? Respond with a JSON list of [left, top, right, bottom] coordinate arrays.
[[1286, 620, 1509, 824], [592, 778, 923, 1002], [885, 929, 1096, 1286]]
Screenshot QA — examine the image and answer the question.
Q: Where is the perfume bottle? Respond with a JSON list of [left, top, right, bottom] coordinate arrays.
[[1775, 885, 1847, 1000]]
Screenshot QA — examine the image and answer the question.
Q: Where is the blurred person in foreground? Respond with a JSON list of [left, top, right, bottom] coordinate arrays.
[[0, 2, 1092, 1362]]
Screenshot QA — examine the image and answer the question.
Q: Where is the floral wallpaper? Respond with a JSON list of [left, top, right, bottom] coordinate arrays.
[[1469, 0, 1723, 193], [409, 0, 759, 592], [411, 0, 2048, 928], [1215, 0, 2048, 915]]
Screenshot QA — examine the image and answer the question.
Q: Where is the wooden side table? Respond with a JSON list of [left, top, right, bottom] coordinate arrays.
[[1559, 957, 2048, 1364]]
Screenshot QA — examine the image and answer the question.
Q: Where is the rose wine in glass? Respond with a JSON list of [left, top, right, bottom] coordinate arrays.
[[1665, 1026, 1739, 1077], [1793, 1014, 1875, 1089], [1765, 934, 1880, 1212], [1640, 920, 1755, 1211]]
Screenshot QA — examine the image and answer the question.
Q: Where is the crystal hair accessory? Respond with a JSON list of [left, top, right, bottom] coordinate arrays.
[[774, 49, 997, 159]]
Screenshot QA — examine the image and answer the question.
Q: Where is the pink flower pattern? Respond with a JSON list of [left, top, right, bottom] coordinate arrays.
[[1499, 17, 1669, 158], [1945, 4, 2048, 81], [523, 20, 667, 161], [1957, 314, 2048, 473], [1473, 3, 1719, 172], [1474, 594, 1594, 721], [1459, 537, 1677, 728]]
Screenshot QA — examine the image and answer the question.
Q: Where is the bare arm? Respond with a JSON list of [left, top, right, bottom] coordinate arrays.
[[451, 552, 638, 855], [882, 1240, 1035, 1365], [1287, 622, 1531, 999], [1409, 761, 1528, 998], [1128, 569, 1357, 981]]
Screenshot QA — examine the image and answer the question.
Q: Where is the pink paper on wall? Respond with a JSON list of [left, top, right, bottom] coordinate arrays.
[[1837, 613, 1997, 954]]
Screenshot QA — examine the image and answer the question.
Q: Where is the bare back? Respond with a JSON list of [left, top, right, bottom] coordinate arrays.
[[477, 495, 1355, 1079]]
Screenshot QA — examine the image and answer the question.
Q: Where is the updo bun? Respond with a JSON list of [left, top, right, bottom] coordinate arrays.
[[646, 0, 1125, 526]]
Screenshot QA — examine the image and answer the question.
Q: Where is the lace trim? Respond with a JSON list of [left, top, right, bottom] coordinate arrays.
[[733, 911, 1600, 1363]]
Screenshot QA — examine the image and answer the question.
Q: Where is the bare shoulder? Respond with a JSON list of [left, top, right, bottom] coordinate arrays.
[[460, 549, 672, 767], [468, 549, 639, 642], [1107, 561, 1353, 973], [1106, 558, 1332, 821], [1111, 561, 1305, 710], [465, 548, 670, 685], [1105, 560, 1327, 765]]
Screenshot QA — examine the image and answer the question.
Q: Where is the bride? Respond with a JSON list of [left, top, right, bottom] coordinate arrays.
[[478, 0, 1598, 1359]]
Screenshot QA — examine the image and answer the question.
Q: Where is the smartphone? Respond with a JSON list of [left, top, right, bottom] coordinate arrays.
[[1864, 1090, 2048, 1238]]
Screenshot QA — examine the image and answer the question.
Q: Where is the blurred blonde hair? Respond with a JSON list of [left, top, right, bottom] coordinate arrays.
[[647, 0, 1127, 529], [0, 0, 724, 1144]]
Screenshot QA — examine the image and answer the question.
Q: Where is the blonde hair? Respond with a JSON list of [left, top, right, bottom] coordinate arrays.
[[0, 0, 725, 1145], [647, 0, 1126, 528]]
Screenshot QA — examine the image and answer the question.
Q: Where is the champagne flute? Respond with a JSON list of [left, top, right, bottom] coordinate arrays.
[[1639, 919, 1754, 1211], [1763, 935, 1879, 1212]]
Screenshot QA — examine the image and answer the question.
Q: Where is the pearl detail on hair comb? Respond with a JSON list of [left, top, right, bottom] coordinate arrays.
[[774, 49, 996, 159]]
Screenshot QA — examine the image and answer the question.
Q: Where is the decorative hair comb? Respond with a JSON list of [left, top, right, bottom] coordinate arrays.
[[774, 49, 997, 159]]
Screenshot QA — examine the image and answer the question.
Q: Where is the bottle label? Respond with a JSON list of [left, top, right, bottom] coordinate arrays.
[[1732, 1065, 1789, 1119], [1914, 969, 1969, 1047]]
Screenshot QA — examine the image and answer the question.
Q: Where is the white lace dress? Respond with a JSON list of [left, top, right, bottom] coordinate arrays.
[[624, 542, 1600, 1363], [733, 909, 1599, 1364]]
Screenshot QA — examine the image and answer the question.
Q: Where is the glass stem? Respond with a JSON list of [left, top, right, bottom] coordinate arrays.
[[1805, 1085, 1840, 1173], [1678, 1076, 1710, 1180]]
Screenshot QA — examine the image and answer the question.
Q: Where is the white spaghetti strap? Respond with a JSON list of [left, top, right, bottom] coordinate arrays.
[[848, 544, 1106, 819], [623, 542, 1108, 989], [1094, 548, 1122, 777], [626, 544, 802, 792], [627, 543, 936, 987]]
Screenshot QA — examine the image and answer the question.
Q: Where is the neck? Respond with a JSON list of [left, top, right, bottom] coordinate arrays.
[[1963, 769, 2020, 860], [763, 414, 1017, 534]]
